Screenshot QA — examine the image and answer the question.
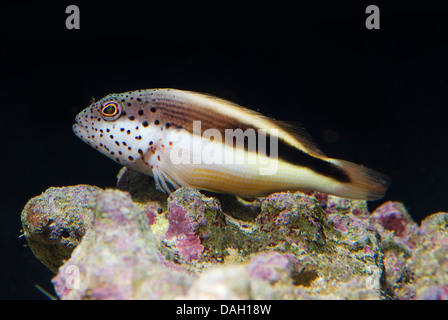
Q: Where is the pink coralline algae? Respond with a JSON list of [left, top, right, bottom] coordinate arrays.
[[143, 202, 160, 226], [51, 189, 191, 299], [21, 168, 448, 299], [49, 181, 387, 299], [164, 203, 204, 262], [369, 201, 420, 299], [411, 213, 448, 300], [246, 252, 292, 284], [370, 201, 419, 246], [21, 185, 100, 272], [418, 285, 448, 300]]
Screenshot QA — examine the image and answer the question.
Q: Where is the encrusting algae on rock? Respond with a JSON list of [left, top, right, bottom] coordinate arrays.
[[21, 169, 448, 299], [51, 189, 192, 299], [411, 213, 448, 299], [21, 185, 99, 273]]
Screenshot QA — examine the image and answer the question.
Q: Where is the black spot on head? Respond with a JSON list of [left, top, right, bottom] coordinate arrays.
[[149, 141, 153, 146], [150, 107, 156, 112], [128, 156, 134, 161], [142, 121, 149, 127], [115, 141, 120, 146], [135, 135, 142, 140], [119, 151, 122, 155], [127, 102, 132, 107], [127, 130, 131, 135], [138, 149, 143, 155], [138, 110, 144, 116], [165, 123, 171, 129], [106, 128, 110, 133], [123, 141, 127, 146], [120, 128, 125, 132], [110, 135, 114, 139], [129, 116, 135, 121], [137, 97, 142, 102], [154, 120, 160, 125]]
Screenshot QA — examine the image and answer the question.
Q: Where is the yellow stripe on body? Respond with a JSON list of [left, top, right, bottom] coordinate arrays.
[[173, 159, 341, 197], [187, 167, 279, 196]]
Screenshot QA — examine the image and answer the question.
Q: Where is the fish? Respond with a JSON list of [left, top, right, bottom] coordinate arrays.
[[73, 88, 390, 200]]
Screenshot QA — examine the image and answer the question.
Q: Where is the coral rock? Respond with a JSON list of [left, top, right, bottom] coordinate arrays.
[[183, 265, 252, 299], [411, 213, 448, 300], [51, 189, 191, 299], [141, 183, 385, 299], [21, 185, 99, 272], [369, 201, 419, 299], [22, 170, 448, 299]]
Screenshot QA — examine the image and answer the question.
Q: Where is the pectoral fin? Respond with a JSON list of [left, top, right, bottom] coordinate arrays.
[[142, 148, 187, 193]]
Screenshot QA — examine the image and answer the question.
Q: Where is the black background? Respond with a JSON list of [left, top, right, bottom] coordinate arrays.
[[1, 1, 447, 299]]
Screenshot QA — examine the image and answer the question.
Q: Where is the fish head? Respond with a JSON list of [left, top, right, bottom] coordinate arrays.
[[73, 91, 159, 166], [73, 94, 122, 145]]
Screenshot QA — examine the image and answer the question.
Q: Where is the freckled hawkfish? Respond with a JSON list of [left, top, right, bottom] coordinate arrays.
[[73, 88, 390, 200]]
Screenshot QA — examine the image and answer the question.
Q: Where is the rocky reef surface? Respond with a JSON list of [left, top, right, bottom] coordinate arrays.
[[21, 168, 448, 299]]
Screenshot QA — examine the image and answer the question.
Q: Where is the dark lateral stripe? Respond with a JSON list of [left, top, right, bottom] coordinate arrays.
[[273, 135, 351, 183], [225, 131, 351, 183], [153, 97, 351, 183]]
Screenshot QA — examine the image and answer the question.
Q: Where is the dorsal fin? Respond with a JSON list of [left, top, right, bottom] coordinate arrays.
[[270, 119, 327, 157]]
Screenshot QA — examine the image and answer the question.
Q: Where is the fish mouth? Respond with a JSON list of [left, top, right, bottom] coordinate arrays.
[[72, 121, 88, 141], [73, 114, 86, 134], [73, 119, 99, 147]]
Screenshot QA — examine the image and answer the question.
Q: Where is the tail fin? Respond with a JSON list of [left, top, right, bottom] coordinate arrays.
[[331, 159, 391, 201]]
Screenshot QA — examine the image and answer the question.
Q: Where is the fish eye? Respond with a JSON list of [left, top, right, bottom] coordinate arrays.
[[101, 102, 121, 121]]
